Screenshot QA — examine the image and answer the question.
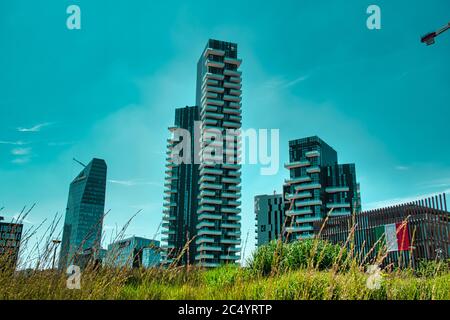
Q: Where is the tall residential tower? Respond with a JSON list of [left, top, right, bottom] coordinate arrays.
[[59, 158, 107, 269], [195, 39, 243, 267]]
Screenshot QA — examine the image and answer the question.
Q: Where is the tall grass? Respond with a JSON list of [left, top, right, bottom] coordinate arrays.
[[1, 206, 449, 300]]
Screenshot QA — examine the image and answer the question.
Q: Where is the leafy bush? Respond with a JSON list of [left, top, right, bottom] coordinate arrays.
[[415, 259, 450, 278], [248, 239, 348, 275]]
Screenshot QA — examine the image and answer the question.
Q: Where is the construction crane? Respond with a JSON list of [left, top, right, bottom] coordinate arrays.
[[72, 158, 86, 168], [421, 21, 450, 45]]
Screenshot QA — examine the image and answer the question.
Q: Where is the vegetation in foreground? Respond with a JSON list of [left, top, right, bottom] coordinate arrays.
[[1, 239, 449, 300]]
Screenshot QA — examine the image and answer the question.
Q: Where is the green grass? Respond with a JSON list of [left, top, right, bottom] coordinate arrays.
[[1, 265, 449, 300]]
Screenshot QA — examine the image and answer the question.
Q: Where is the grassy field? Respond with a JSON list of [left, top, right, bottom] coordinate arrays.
[[1, 265, 449, 300], [1, 239, 449, 300]]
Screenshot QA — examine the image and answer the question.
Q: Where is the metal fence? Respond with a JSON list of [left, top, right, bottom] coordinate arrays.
[[314, 193, 449, 268]]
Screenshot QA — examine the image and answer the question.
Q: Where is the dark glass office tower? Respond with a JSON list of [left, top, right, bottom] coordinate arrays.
[[162, 106, 200, 265], [59, 158, 107, 269], [195, 39, 242, 267], [283, 136, 361, 240], [254, 194, 284, 247]]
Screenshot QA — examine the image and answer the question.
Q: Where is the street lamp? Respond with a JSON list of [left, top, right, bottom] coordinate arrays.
[[421, 22, 450, 45], [51, 239, 62, 270]]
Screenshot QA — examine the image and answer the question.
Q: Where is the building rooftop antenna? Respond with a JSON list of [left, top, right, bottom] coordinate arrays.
[[73, 158, 87, 168]]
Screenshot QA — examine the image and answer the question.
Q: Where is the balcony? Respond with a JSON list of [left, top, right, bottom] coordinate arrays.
[[199, 198, 222, 206], [284, 176, 312, 185], [285, 192, 311, 200], [228, 102, 241, 109], [206, 60, 225, 69], [229, 76, 241, 83], [224, 81, 242, 90], [222, 192, 241, 198], [223, 95, 241, 102], [285, 209, 313, 217], [196, 221, 215, 229], [204, 98, 224, 107], [326, 202, 351, 209], [296, 216, 322, 224], [226, 200, 241, 207], [295, 199, 322, 208], [229, 89, 242, 96], [222, 177, 241, 184], [197, 229, 222, 236], [163, 202, 177, 208], [222, 163, 241, 170], [204, 47, 225, 57], [204, 72, 225, 81], [306, 166, 321, 174], [200, 168, 223, 175], [199, 175, 217, 184], [195, 254, 215, 260], [221, 238, 240, 245], [196, 236, 215, 244], [227, 215, 241, 221], [197, 205, 215, 214], [305, 150, 320, 158], [224, 57, 242, 66], [222, 222, 241, 229], [223, 107, 241, 115], [204, 85, 225, 94], [229, 115, 242, 122], [284, 160, 310, 169], [227, 185, 241, 192], [325, 186, 350, 193], [198, 213, 222, 221], [294, 183, 321, 191], [286, 225, 314, 233], [220, 255, 240, 260], [203, 105, 218, 112], [224, 69, 242, 77], [202, 111, 224, 120], [198, 245, 222, 252], [221, 207, 241, 214], [200, 190, 216, 197], [201, 91, 219, 101], [199, 182, 222, 190]]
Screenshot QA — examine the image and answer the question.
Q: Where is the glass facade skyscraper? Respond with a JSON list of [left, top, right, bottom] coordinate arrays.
[[59, 158, 107, 269], [195, 39, 242, 267], [162, 106, 200, 265], [283, 136, 361, 240]]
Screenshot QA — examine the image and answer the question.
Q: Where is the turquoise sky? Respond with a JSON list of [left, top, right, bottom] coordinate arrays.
[[1, 0, 449, 262]]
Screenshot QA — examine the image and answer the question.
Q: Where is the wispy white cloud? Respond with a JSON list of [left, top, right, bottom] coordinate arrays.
[[263, 74, 309, 89], [47, 141, 75, 147], [0, 140, 28, 145], [395, 165, 410, 171], [11, 157, 31, 165], [17, 122, 53, 132], [108, 179, 161, 187], [11, 147, 32, 156]]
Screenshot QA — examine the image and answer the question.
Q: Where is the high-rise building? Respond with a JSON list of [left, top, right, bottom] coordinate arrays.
[[106, 236, 160, 268], [283, 136, 361, 241], [59, 158, 107, 269], [0, 217, 23, 270], [162, 106, 200, 265], [254, 194, 285, 247], [195, 39, 242, 267]]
